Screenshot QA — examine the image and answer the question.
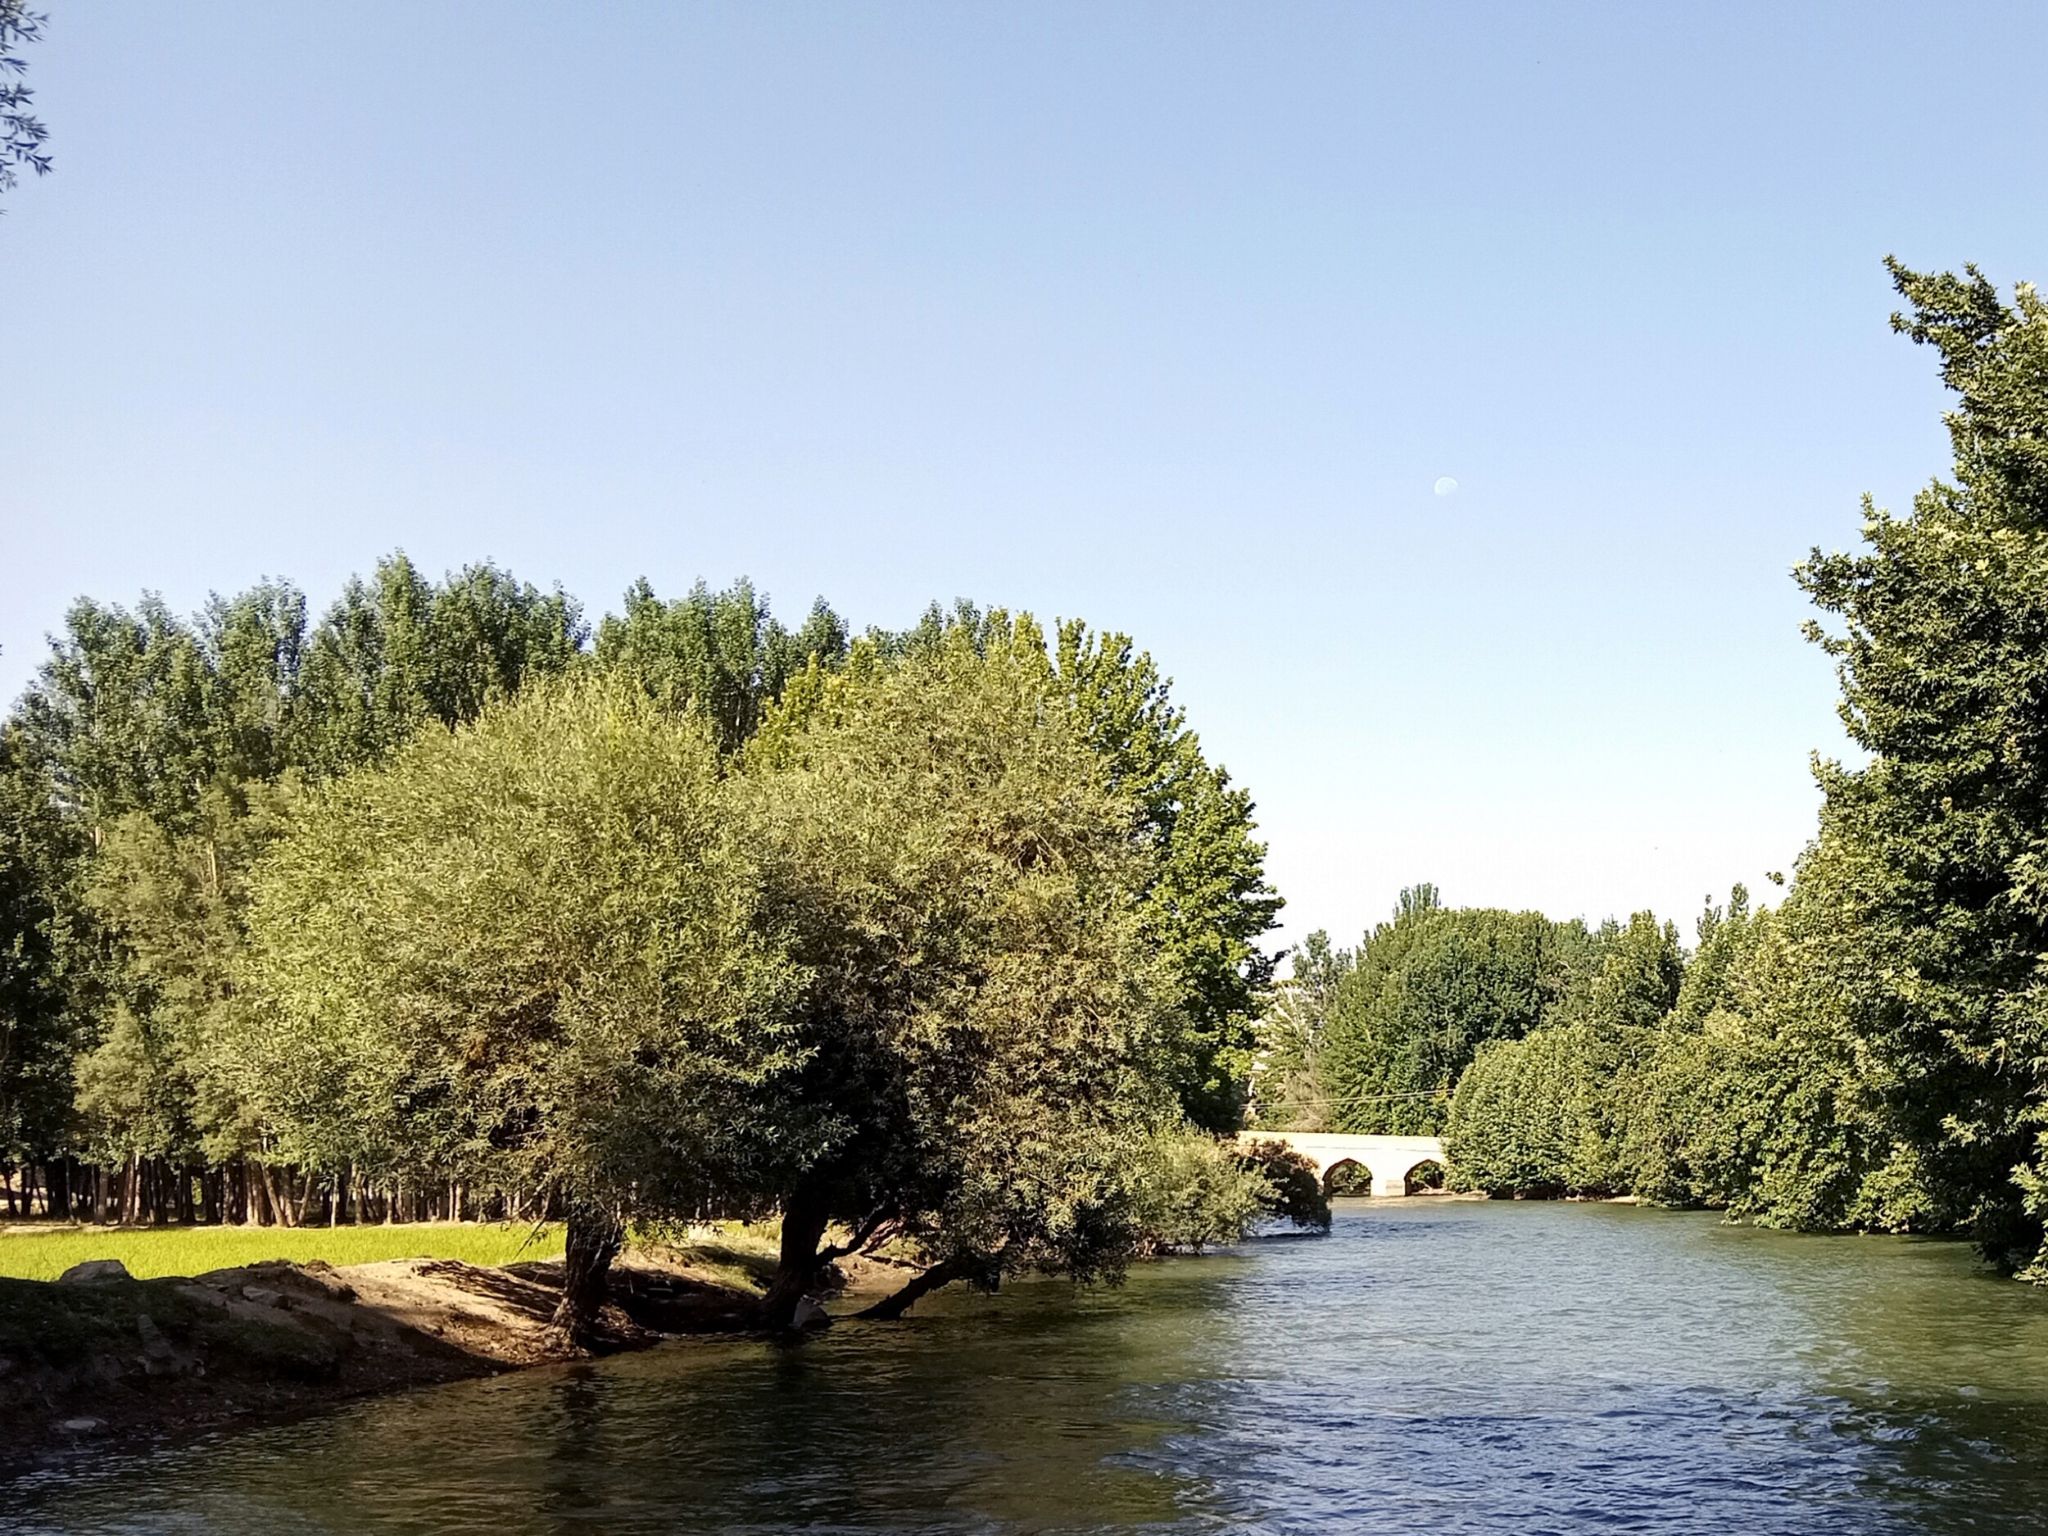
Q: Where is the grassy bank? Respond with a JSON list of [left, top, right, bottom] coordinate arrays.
[[0, 1222, 564, 1282]]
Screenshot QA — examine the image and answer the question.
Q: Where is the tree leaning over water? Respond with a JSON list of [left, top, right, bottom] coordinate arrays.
[[739, 622, 1184, 1323], [211, 615, 1266, 1335]]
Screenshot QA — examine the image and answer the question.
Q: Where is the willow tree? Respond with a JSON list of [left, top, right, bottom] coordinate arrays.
[[741, 623, 1178, 1323], [233, 680, 810, 1345]]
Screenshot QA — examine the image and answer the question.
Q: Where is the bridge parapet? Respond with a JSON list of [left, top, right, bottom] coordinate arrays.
[[1238, 1130, 1447, 1197]]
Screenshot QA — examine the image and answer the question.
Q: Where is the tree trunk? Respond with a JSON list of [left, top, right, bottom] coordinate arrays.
[[257, 1161, 288, 1226], [547, 1202, 624, 1352], [760, 1183, 833, 1330], [855, 1258, 970, 1321]]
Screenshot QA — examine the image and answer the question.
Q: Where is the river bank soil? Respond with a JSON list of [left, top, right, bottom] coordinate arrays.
[[0, 1238, 895, 1472]]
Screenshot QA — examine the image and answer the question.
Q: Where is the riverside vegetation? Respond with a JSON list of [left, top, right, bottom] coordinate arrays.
[[1257, 261, 2048, 1284], [4, 254, 2048, 1387], [0, 551, 1319, 1350]]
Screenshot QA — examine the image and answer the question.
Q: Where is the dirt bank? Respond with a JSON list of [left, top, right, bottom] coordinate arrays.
[[0, 1243, 895, 1473]]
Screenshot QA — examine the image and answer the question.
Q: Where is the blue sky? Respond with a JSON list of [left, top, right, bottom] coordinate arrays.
[[5, 3, 2045, 953]]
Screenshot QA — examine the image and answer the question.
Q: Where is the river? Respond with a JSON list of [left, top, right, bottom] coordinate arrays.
[[7, 1199, 2048, 1534]]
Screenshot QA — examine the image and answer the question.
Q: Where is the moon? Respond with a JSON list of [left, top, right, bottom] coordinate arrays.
[[1433, 476, 1459, 498]]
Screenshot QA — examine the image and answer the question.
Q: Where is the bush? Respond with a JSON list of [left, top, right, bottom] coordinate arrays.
[[1237, 1139, 1332, 1230], [1128, 1129, 1268, 1253]]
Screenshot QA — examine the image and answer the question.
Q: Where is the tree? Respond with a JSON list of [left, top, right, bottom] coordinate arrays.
[[871, 607, 1282, 1131], [1317, 895, 1585, 1134], [1128, 1127, 1268, 1253], [234, 679, 809, 1344], [293, 555, 586, 775], [1794, 261, 2048, 1269], [1436, 907, 1683, 1199], [0, 3, 51, 204], [72, 782, 295, 1194], [1252, 931, 1352, 1129], [0, 722, 86, 1190], [1235, 1138, 1332, 1230], [4, 560, 585, 1214], [595, 578, 846, 754], [738, 623, 1179, 1323], [1052, 621, 1283, 1132], [13, 595, 223, 830], [1445, 1027, 1608, 1198]]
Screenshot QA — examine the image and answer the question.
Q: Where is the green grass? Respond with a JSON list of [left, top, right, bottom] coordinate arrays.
[[0, 1221, 564, 1282], [639, 1223, 783, 1294]]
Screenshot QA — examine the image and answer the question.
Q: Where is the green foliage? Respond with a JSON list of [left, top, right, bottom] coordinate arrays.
[[1445, 1028, 1604, 1197], [1054, 617, 1281, 1133], [741, 622, 1178, 1292], [293, 555, 585, 777], [0, 2, 51, 201], [72, 781, 296, 1171], [1235, 1138, 1332, 1230], [594, 577, 847, 754], [0, 725, 85, 1164], [1317, 892, 1591, 1135], [2, 559, 1283, 1317], [1, 556, 590, 1185], [1128, 1128, 1269, 1253], [1787, 262, 2048, 1268], [233, 678, 809, 1222], [1251, 931, 1352, 1130], [814, 604, 1282, 1132]]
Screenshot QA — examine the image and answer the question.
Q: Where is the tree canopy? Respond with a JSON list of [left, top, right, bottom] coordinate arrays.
[[0, 558, 1284, 1332]]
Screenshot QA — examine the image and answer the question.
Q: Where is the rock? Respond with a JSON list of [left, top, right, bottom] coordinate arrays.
[[240, 1285, 287, 1308], [56, 1259, 132, 1285], [790, 1296, 832, 1331], [58, 1418, 105, 1434], [136, 1314, 175, 1358], [133, 1312, 195, 1378]]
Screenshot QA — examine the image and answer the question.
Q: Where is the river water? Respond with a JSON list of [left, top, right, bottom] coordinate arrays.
[[8, 1199, 2048, 1534]]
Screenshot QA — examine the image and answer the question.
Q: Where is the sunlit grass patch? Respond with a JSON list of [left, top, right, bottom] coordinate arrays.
[[0, 1222, 565, 1282], [633, 1219, 782, 1294]]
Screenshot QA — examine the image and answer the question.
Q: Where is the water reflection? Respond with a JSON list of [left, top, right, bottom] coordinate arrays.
[[7, 1202, 2048, 1534]]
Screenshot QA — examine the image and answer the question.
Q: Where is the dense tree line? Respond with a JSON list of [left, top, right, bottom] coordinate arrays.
[[1259, 262, 2048, 1283], [0, 559, 1287, 1336]]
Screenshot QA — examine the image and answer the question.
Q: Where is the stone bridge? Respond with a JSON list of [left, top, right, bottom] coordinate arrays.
[[1239, 1131, 1447, 1197]]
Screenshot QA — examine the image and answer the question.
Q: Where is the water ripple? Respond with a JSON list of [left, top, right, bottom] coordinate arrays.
[[7, 1202, 2048, 1534]]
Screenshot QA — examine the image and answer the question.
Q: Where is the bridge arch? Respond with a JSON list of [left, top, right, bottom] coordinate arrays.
[[1403, 1157, 1447, 1194], [1320, 1158, 1374, 1196]]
